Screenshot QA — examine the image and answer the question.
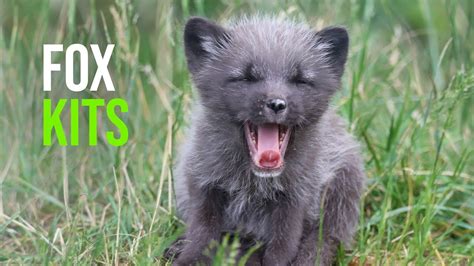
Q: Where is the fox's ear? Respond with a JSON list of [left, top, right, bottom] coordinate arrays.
[[315, 26, 349, 78], [184, 17, 229, 75]]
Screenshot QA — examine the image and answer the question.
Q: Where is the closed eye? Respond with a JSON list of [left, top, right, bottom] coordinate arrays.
[[228, 75, 259, 83], [290, 76, 314, 86], [290, 65, 314, 86], [228, 63, 261, 83]]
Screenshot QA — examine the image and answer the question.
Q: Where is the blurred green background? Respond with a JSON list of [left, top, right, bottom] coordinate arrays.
[[0, 0, 473, 264]]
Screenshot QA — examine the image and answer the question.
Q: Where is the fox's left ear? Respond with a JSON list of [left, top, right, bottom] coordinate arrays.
[[184, 17, 229, 75], [315, 26, 349, 78]]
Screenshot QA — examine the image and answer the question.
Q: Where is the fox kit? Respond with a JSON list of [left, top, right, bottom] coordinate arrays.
[[171, 16, 365, 266]]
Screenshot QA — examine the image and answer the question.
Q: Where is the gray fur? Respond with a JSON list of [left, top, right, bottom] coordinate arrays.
[[171, 16, 365, 266]]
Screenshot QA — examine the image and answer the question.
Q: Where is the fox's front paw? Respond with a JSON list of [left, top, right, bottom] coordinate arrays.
[[244, 254, 262, 266], [163, 236, 187, 261], [173, 254, 211, 266]]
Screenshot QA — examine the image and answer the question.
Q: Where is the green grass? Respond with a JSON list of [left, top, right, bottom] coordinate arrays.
[[0, 0, 473, 264]]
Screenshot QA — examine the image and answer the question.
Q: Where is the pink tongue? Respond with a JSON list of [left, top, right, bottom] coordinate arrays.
[[257, 124, 281, 168]]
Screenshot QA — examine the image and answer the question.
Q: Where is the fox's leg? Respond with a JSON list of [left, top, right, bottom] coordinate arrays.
[[172, 186, 227, 266], [292, 166, 364, 266]]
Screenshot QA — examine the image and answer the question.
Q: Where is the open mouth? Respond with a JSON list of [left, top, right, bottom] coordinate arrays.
[[244, 122, 291, 174]]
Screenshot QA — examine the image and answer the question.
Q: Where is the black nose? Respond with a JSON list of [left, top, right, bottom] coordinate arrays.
[[266, 98, 287, 113]]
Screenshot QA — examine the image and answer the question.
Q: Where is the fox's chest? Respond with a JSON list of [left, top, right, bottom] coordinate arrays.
[[222, 192, 277, 240]]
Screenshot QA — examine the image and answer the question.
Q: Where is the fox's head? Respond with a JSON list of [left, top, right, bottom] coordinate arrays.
[[183, 16, 349, 178]]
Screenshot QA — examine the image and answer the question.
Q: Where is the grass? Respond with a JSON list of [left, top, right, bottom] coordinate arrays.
[[0, 0, 473, 264]]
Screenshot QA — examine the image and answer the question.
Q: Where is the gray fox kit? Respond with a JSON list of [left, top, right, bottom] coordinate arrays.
[[171, 16, 365, 266]]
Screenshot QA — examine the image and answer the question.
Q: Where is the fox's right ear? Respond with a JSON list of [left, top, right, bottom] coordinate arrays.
[[184, 17, 229, 75]]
